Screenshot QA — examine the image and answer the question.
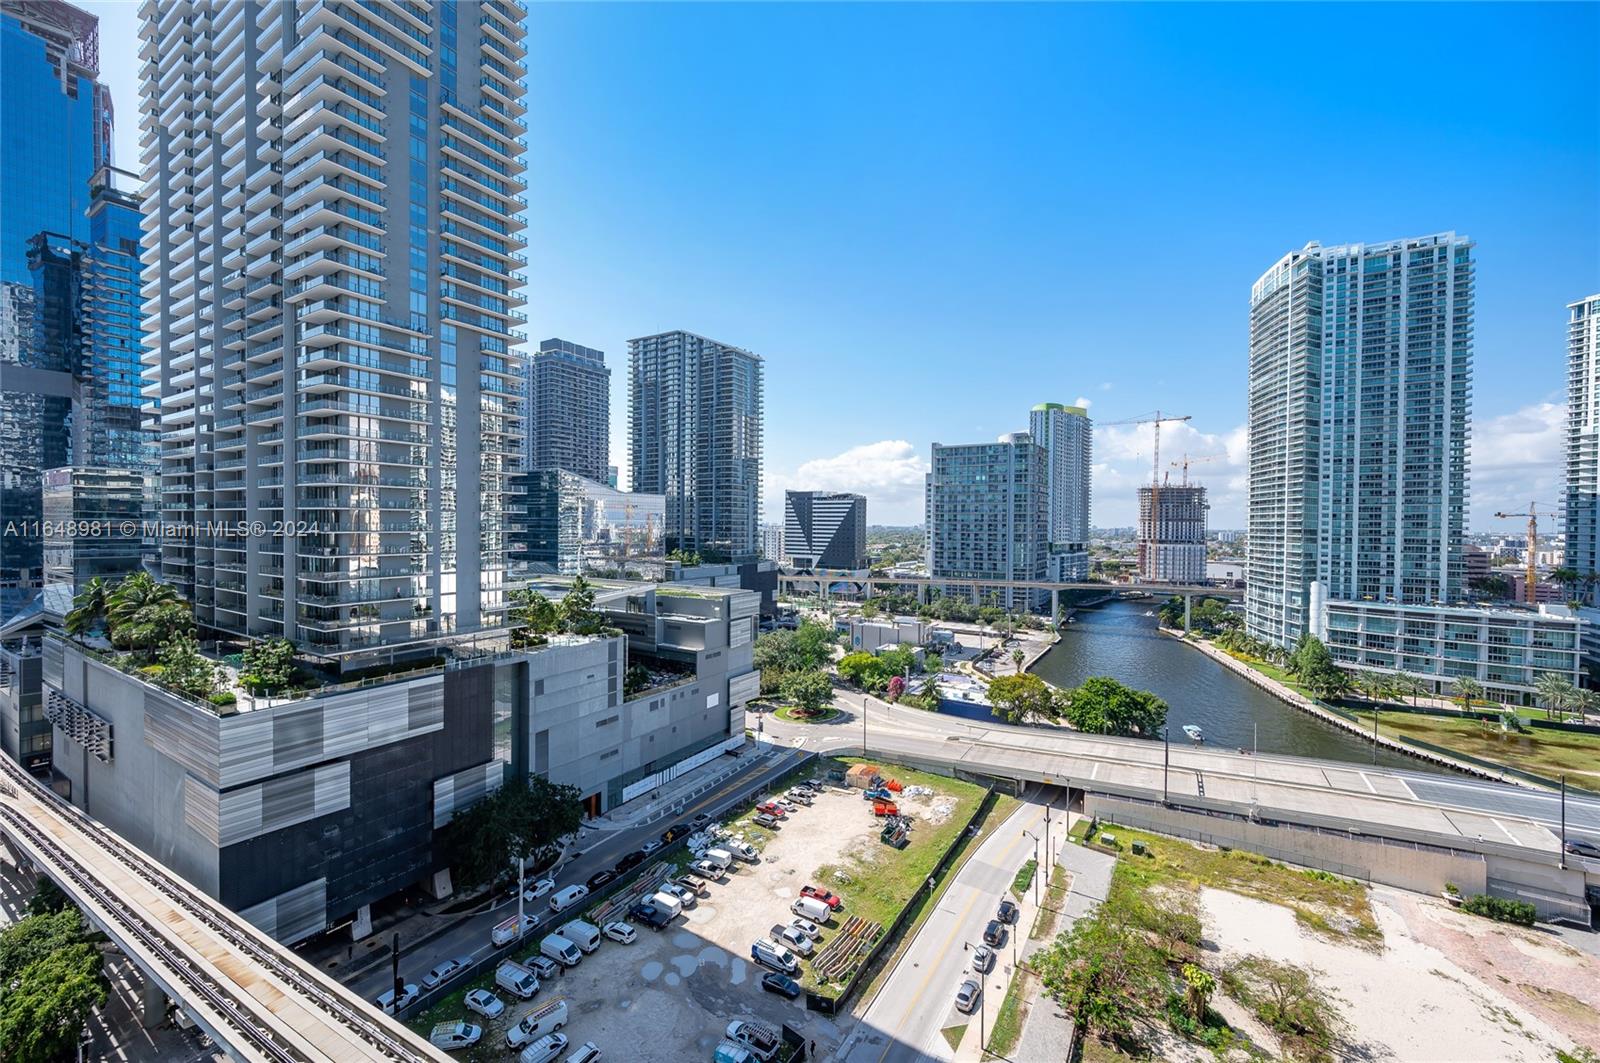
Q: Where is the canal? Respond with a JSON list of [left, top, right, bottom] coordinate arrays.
[[1024, 599, 1430, 772]]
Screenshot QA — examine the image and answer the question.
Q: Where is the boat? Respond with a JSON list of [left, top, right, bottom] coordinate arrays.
[[1183, 724, 1204, 743], [1143, 610, 1155, 617]]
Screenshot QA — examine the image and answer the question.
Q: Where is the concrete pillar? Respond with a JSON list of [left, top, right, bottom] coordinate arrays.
[[1183, 593, 1192, 633], [1051, 589, 1060, 627], [141, 978, 166, 1029], [864, 579, 874, 601], [917, 582, 928, 605], [352, 903, 373, 940]]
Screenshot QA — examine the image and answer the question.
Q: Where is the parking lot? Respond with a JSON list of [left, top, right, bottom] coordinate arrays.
[[408, 764, 979, 1061]]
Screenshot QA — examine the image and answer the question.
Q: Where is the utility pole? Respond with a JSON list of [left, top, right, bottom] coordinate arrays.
[[1559, 775, 1567, 869], [1023, 830, 1040, 905], [1162, 727, 1170, 804], [391, 932, 403, 1000], [862, 694, 868, 754]]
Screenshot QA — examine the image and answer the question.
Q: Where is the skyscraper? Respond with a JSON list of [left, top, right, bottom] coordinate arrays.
[[784, 491, 866, 571], [1137, 484, 1207, 583], [140, 0, 528, 662], [1566, 294, 1600, 601], [925, 433, 1048, 612], [1029, 402, 1092, 580], [1248, 233, 1474, 647], [0, 0, 113, 285], [525, 337, 609, 482], [628, 331, 763, 561]]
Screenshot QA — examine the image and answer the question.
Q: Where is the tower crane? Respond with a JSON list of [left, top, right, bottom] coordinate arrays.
[[1170, 453, 1222, 487], [1491, 501, 1562, 604], [1102, 411, 1193, 578]]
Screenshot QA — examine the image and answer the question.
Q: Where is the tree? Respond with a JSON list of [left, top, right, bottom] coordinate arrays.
[[105, 572, 192, 657], [1221, 954, 1346, 1061], [64, 577, 110, 642], [782, 669, 835, 717], [1467, 573, 1512, 601], [1011, 648, 1027, 674], [1181, 962, 1215, 1024], [1550, 566, 1581, 601], [559, 576, 603, 635], [789, 620, 838, 671], [987, 673, 1059, 725], [241, 637, 296, 696], [156, 635, 216, 699], [508, 588, 559, 646], [885, 675, 906, 702], [23, 880, 70, 918], [441, 773, 584, 892], [1286, 635, 1349, 701], [0, 909, 109, 1063], [1451, 677, 1484, 714], [1035, 893, 1165, 1043], [1064, 676, 1167, 737], [837, 651, 891, 692], [1535, 672, 1577, 720]]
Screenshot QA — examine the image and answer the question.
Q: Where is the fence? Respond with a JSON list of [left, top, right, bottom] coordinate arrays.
[[804, 785, 998, 1015]]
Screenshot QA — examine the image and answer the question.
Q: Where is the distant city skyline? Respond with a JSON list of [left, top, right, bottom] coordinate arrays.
[[77, 2, 1600, 529]]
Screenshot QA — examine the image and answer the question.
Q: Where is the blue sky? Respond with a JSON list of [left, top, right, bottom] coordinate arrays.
[[87, 2, 1598, 529]]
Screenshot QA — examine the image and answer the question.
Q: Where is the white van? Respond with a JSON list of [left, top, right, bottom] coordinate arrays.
[[750, 937, 799, 975], [791, 896, 831, 924], [566, 1042, 603, 1063], [494, 959, 539, 1000], [517, 1033, 568, 1063], [702, 847, 734, 871], [558, 919, 602, 954], [726, 1020, 779, 1062], [429, 1021, 482, 1052], [649, 891, 683, 919], [505, 999, 569, 1050], [540, 933, 582, 968], [492, 913, 534, 947], [548, 884, 589, 913], [727, 840, 759, 863]]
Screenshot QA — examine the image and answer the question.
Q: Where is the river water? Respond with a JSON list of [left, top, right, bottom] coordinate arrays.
[[1015, 600, 1430, 772]]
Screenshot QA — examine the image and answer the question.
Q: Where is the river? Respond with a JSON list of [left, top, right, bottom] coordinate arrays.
[[1016, 600, 1431, 772]]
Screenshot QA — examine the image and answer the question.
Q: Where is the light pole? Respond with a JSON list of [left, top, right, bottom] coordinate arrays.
[[1559, 774, 1567, 870], [1162, 727, 1170, 805], [1022, 830, 1040, 905], [862, 694, 868, 754]]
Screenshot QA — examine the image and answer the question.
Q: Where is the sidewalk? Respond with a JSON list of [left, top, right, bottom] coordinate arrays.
[[1009, 823, 1116, 1063], [577, 740, 786, 843]]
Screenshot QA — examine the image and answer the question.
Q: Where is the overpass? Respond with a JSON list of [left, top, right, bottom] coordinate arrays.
[[764, 697, 1600, 923], [777, 570, 1241, 619], [0, 755, 447, 1062]]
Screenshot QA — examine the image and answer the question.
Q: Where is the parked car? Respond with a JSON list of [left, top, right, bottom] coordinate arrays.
[[774, 924, 814, 956], [586, 870, 616, 891], [522, 877, 556, 903], [690, 858, 726, 880], [997, 899, 1020, 925], [428, 1020, 482, 1051], [613, 851, 646, 874], [603, 920, 636, 945], [523, 955, 561, 980], [640, 839, 662, 855], [629, 902, 673, 930], [548, 884, 589, 913], [756, 802, 787, 818], [691, 812, 712, 829], [784, 790, 813, 806], [463, 988, 505, 1020], [374, 983, 418, 1014], [725, 1019, 780, 1062], [969, 944, 995, 973], [791, 896, 832, 924], [506, 1000, 568, 1050], [422, 957, 468, 989], [955, 978, 982, 1014], [801, 884, 843, 910], [982, 919, 1005, 947], [660, 882, 697, 909], [566, 1043, 603, 1063], [789, 917, 822, 940], [772, 798, 798, 812], [750, 938, 800, 975], [662, 822, 692, 844], [676, 872, 709, 896], [761, 972, 802, 999], [517, 1032, 568, 1063], [752, 813, 781, 829]]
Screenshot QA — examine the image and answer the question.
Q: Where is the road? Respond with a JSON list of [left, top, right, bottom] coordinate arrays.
[[766, 693, 1600, 849], [346, 744, 810, 1000], [836, 787, 1067, 1063]]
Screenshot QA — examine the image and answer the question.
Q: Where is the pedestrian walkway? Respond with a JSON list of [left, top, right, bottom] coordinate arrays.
[[1010, 822, 1116, 1063], [579, 741, 789, 842]]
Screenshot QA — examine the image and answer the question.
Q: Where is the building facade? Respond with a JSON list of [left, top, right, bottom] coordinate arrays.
[[783, 490, 866, 571], [1137, 484, 1207, 583], [925, 433, 1049, 612], [628, 331, 763, 562], [510, 468, 665, 578], [138, 0, 528, 666], [1029, 403, 1091, 580], [759, 523, 785, 565], [525, 338, 609, 483], [41, 467, 148, 587], [1566, 294, 1600, 602], [1247, 234, 1474, 647]]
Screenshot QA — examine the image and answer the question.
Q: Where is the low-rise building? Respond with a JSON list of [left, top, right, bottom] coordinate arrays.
[[848, 616, 929, 654], [1314, 598, 1584, 704]]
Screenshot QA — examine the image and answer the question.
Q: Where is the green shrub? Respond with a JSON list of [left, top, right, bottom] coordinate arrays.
[[1460, 894, 1536, 926], [208, 691, 237, 707]]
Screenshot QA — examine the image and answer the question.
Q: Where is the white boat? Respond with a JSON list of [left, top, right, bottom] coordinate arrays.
[[1143, 610, 1155, 617], [1182, 724, 1204, 743]]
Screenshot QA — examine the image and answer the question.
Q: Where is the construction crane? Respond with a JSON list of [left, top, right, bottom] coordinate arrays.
[[1102, 411, 1193, 578], [1491, 501, 1562, 604], [1170, 453, 1222, 487]]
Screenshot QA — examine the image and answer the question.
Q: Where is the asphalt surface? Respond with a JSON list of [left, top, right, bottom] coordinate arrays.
[[346, 745, 810, 1001]]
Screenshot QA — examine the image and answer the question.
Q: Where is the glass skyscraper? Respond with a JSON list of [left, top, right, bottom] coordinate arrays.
[[1566, 293, 1600, 600], [1028, 402, 1092, 580], [139, 0, 529, 665], [525, 337, 609, 483], [925, 433, 1049, 612]]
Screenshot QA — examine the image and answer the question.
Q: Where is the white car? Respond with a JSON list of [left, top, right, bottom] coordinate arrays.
[[691, 858, 725, 880], [969, 944, 995, 973], [422, 957, 468, 989], [603, 920, 636, 945], [522, 877, 556, 903], [463, 988, 505, 1020], [789, 917, 822, 941], [374, 983, 418, 1014], [775, 924, 814, 956], [660, 882, 697, 909], [640, 839, 662, 855]]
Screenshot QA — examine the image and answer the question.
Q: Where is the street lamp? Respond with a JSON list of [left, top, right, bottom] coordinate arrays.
[[862, 694, 868, 755], [1161, 726, 1170, 805]]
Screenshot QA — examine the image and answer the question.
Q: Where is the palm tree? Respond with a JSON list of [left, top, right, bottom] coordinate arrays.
[[1549, 566, 1580, 602], [1452, 677, 1484, 715], [106, 572, 192, 657], [1394, 672, 1426, 707], [1534, 673, 1577, 721], [64, 577, 111, 643], [1011, 649, 1026, 674], [1355, 671, 1390, 706]]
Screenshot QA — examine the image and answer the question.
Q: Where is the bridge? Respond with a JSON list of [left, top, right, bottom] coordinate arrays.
[[777, 570, 1241, 620], [764, 696, 1600, 923], [0, 755, 448, 1062]]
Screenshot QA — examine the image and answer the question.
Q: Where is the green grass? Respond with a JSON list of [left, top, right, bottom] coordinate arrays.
[[984, 968, 1033, 1059], [941, 1024, 968, 1051], [1095, 821, 1383, 949], [406, 980, 502, 1063], [1351, 710, 1600, 785], [773, 703, 841, 724], [1010, 858, 1037, 898], [1030, 864, 1069, 942]]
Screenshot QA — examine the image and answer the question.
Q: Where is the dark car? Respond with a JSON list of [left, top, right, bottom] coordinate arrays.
[[614, 850, 647, 874], [982, 919, 1005, 947], [997, 899, 1019, 925], [661, 823, 692, 844], [629, 902, 672, 930], [1564, 838, 1600, 859], [761, 972, 802, 999], [586, 870, 616, 891]]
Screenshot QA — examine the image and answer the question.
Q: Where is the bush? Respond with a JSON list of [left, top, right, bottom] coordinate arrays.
[[1460, 894, 1536, 926], [208, 691, 237, 707]]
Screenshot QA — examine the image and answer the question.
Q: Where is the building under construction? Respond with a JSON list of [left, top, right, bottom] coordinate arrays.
[[1137, 484, 1208, 582]]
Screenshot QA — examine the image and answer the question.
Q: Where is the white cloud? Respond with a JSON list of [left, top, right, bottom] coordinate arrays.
[[766, 440, 930, 526], [1471, 401, 1565, 530], [1092, 419, 1248, 528], [1073, 396, 1093, 409]]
